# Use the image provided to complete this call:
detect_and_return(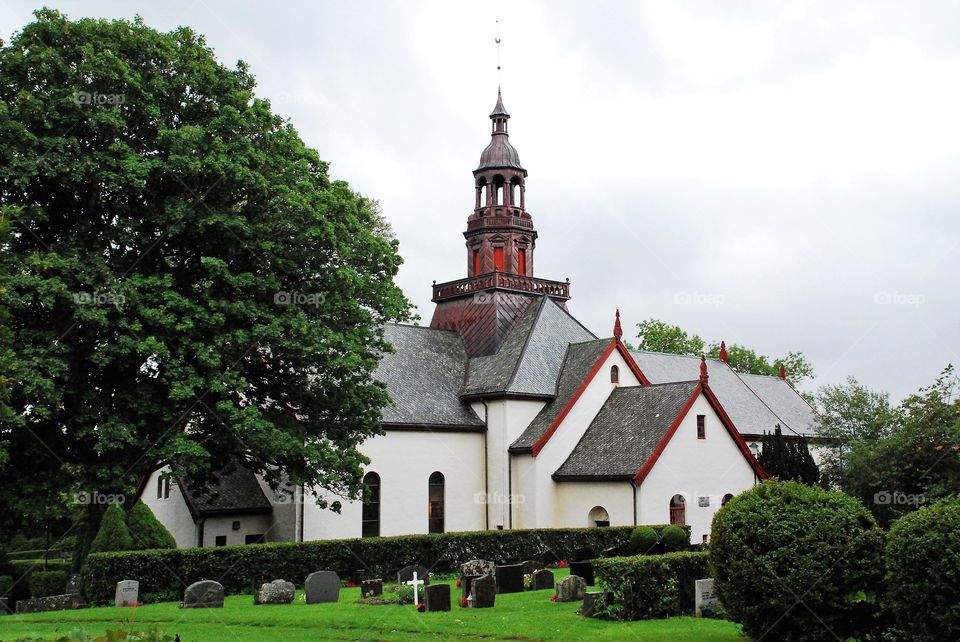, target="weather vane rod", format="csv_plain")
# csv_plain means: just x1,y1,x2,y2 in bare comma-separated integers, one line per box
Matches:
495,19,502,88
